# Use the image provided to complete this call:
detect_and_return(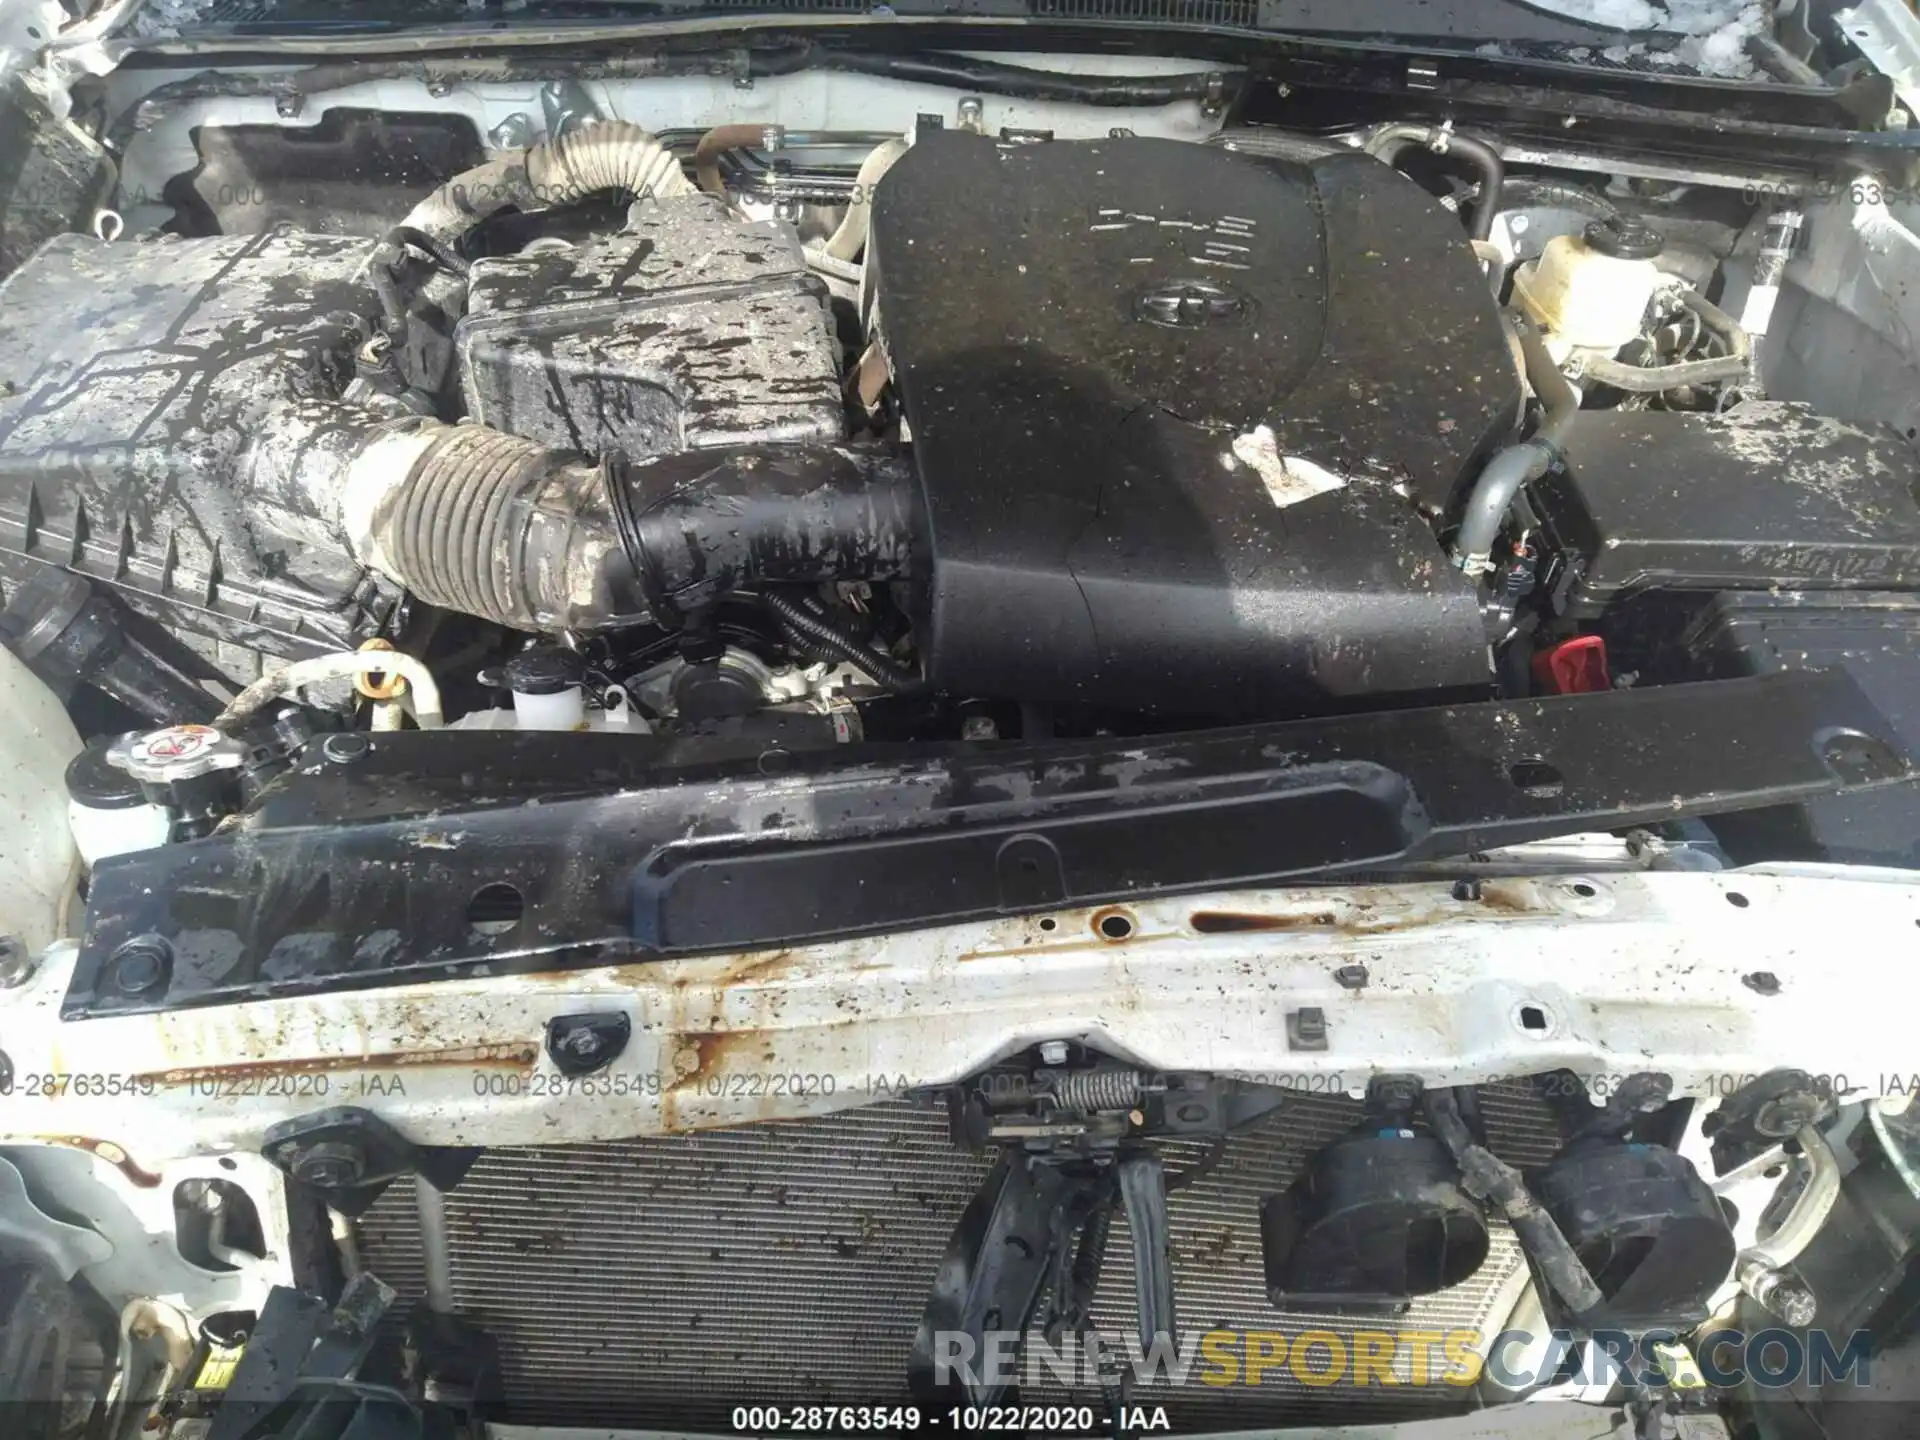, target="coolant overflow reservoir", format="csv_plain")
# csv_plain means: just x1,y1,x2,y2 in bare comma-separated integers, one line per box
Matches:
1512,218,1664,354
